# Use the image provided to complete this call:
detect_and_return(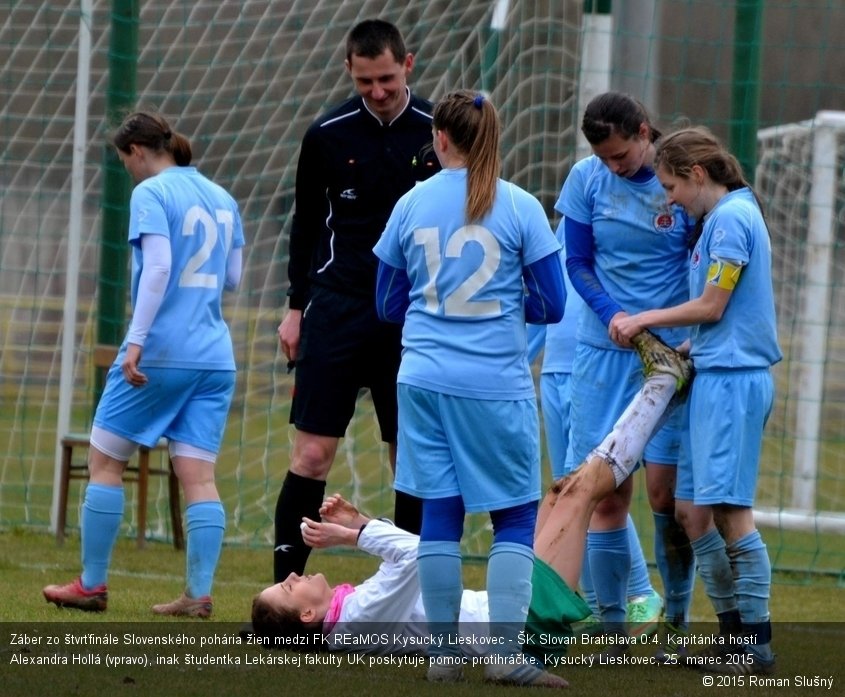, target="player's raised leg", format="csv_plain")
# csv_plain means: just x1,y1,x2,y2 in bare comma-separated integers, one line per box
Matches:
535,333,691,580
